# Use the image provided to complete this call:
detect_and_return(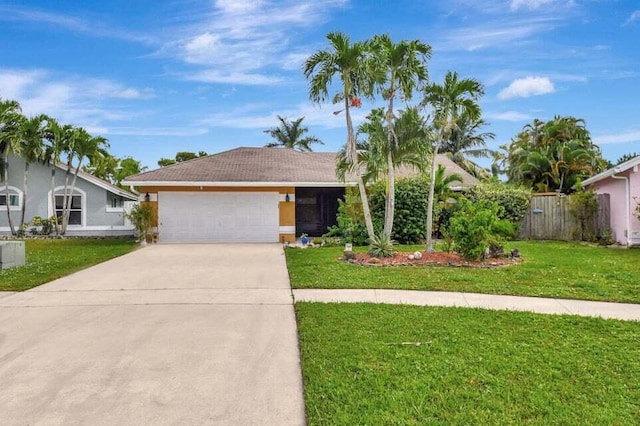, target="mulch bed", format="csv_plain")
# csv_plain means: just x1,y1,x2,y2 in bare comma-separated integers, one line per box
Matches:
347,251,520,268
